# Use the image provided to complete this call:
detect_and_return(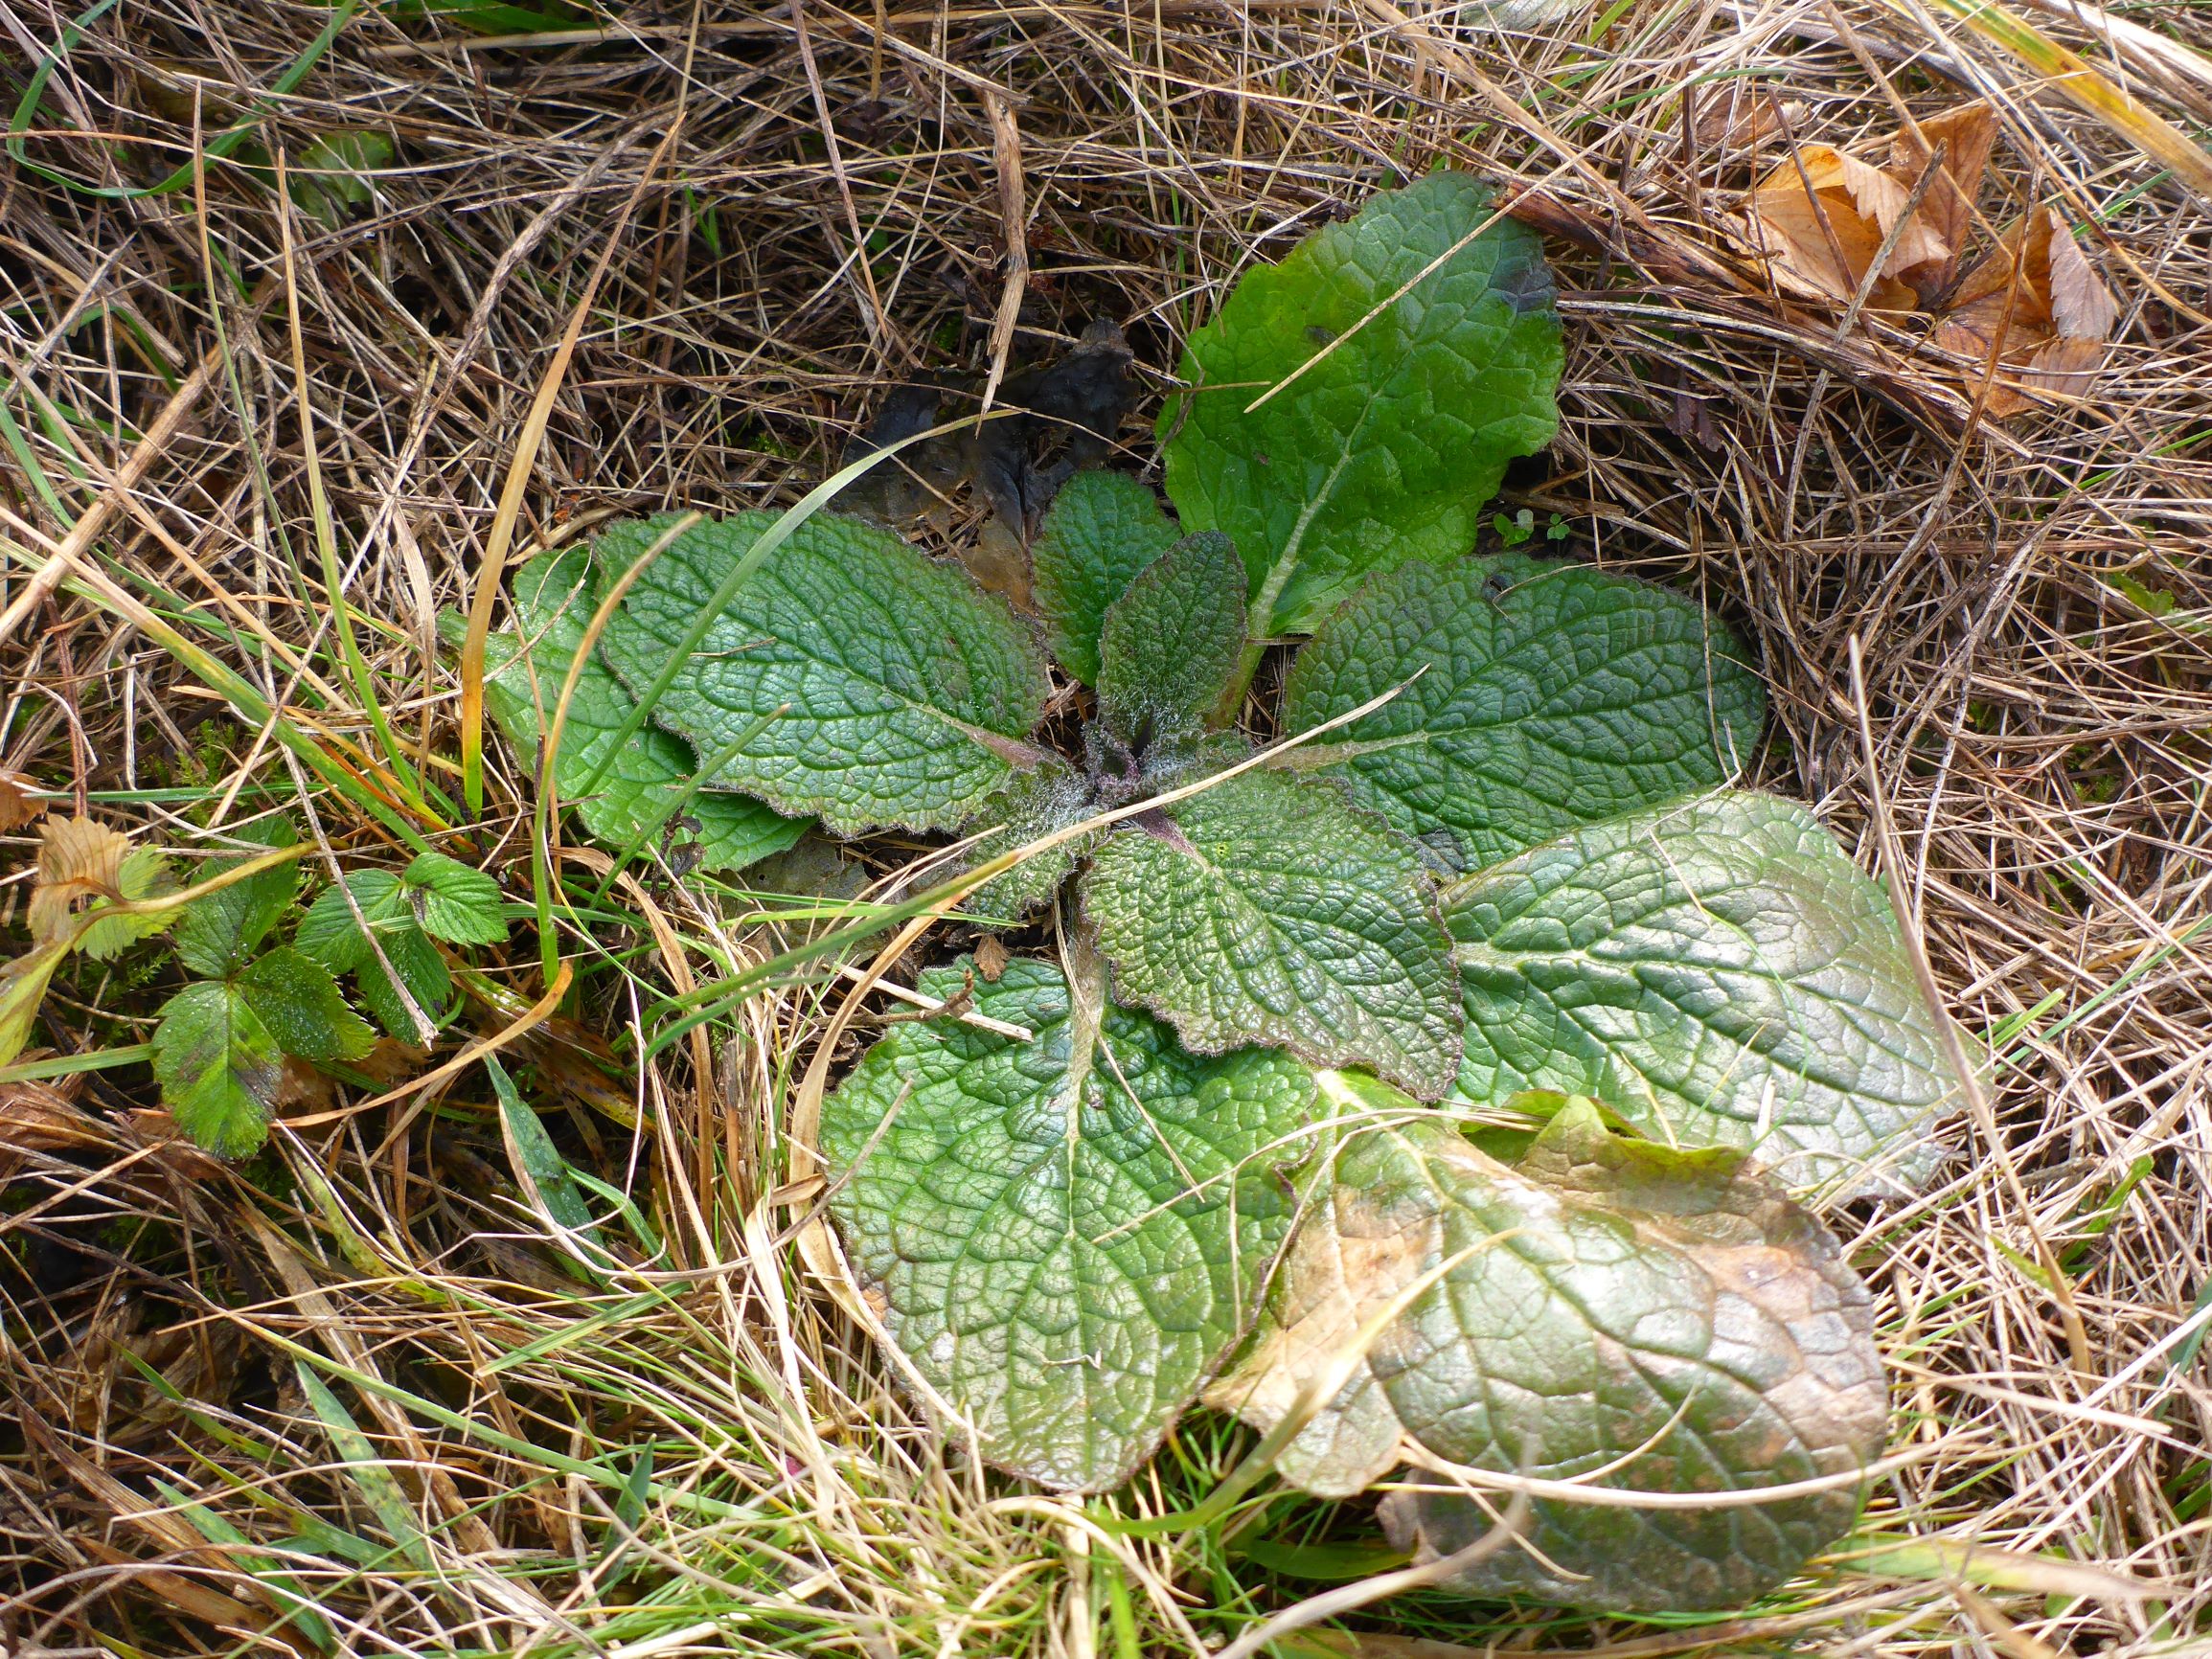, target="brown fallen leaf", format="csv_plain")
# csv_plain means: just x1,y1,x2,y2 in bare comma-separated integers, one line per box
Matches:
1690,86,1806,155
1738,100,2118,412
0,1074,105,1180
27,816,135,945
1939,208,2120,414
